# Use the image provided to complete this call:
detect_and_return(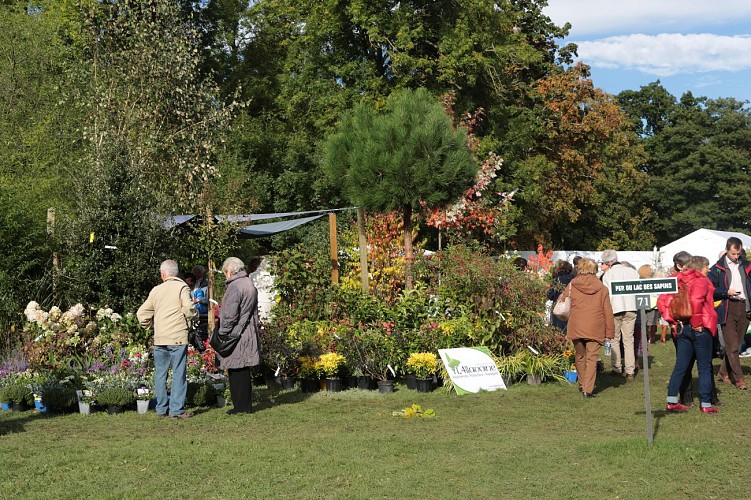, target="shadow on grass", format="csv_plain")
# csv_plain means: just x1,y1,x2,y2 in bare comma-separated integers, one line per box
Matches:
0,409,49,436
595,371,629,394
